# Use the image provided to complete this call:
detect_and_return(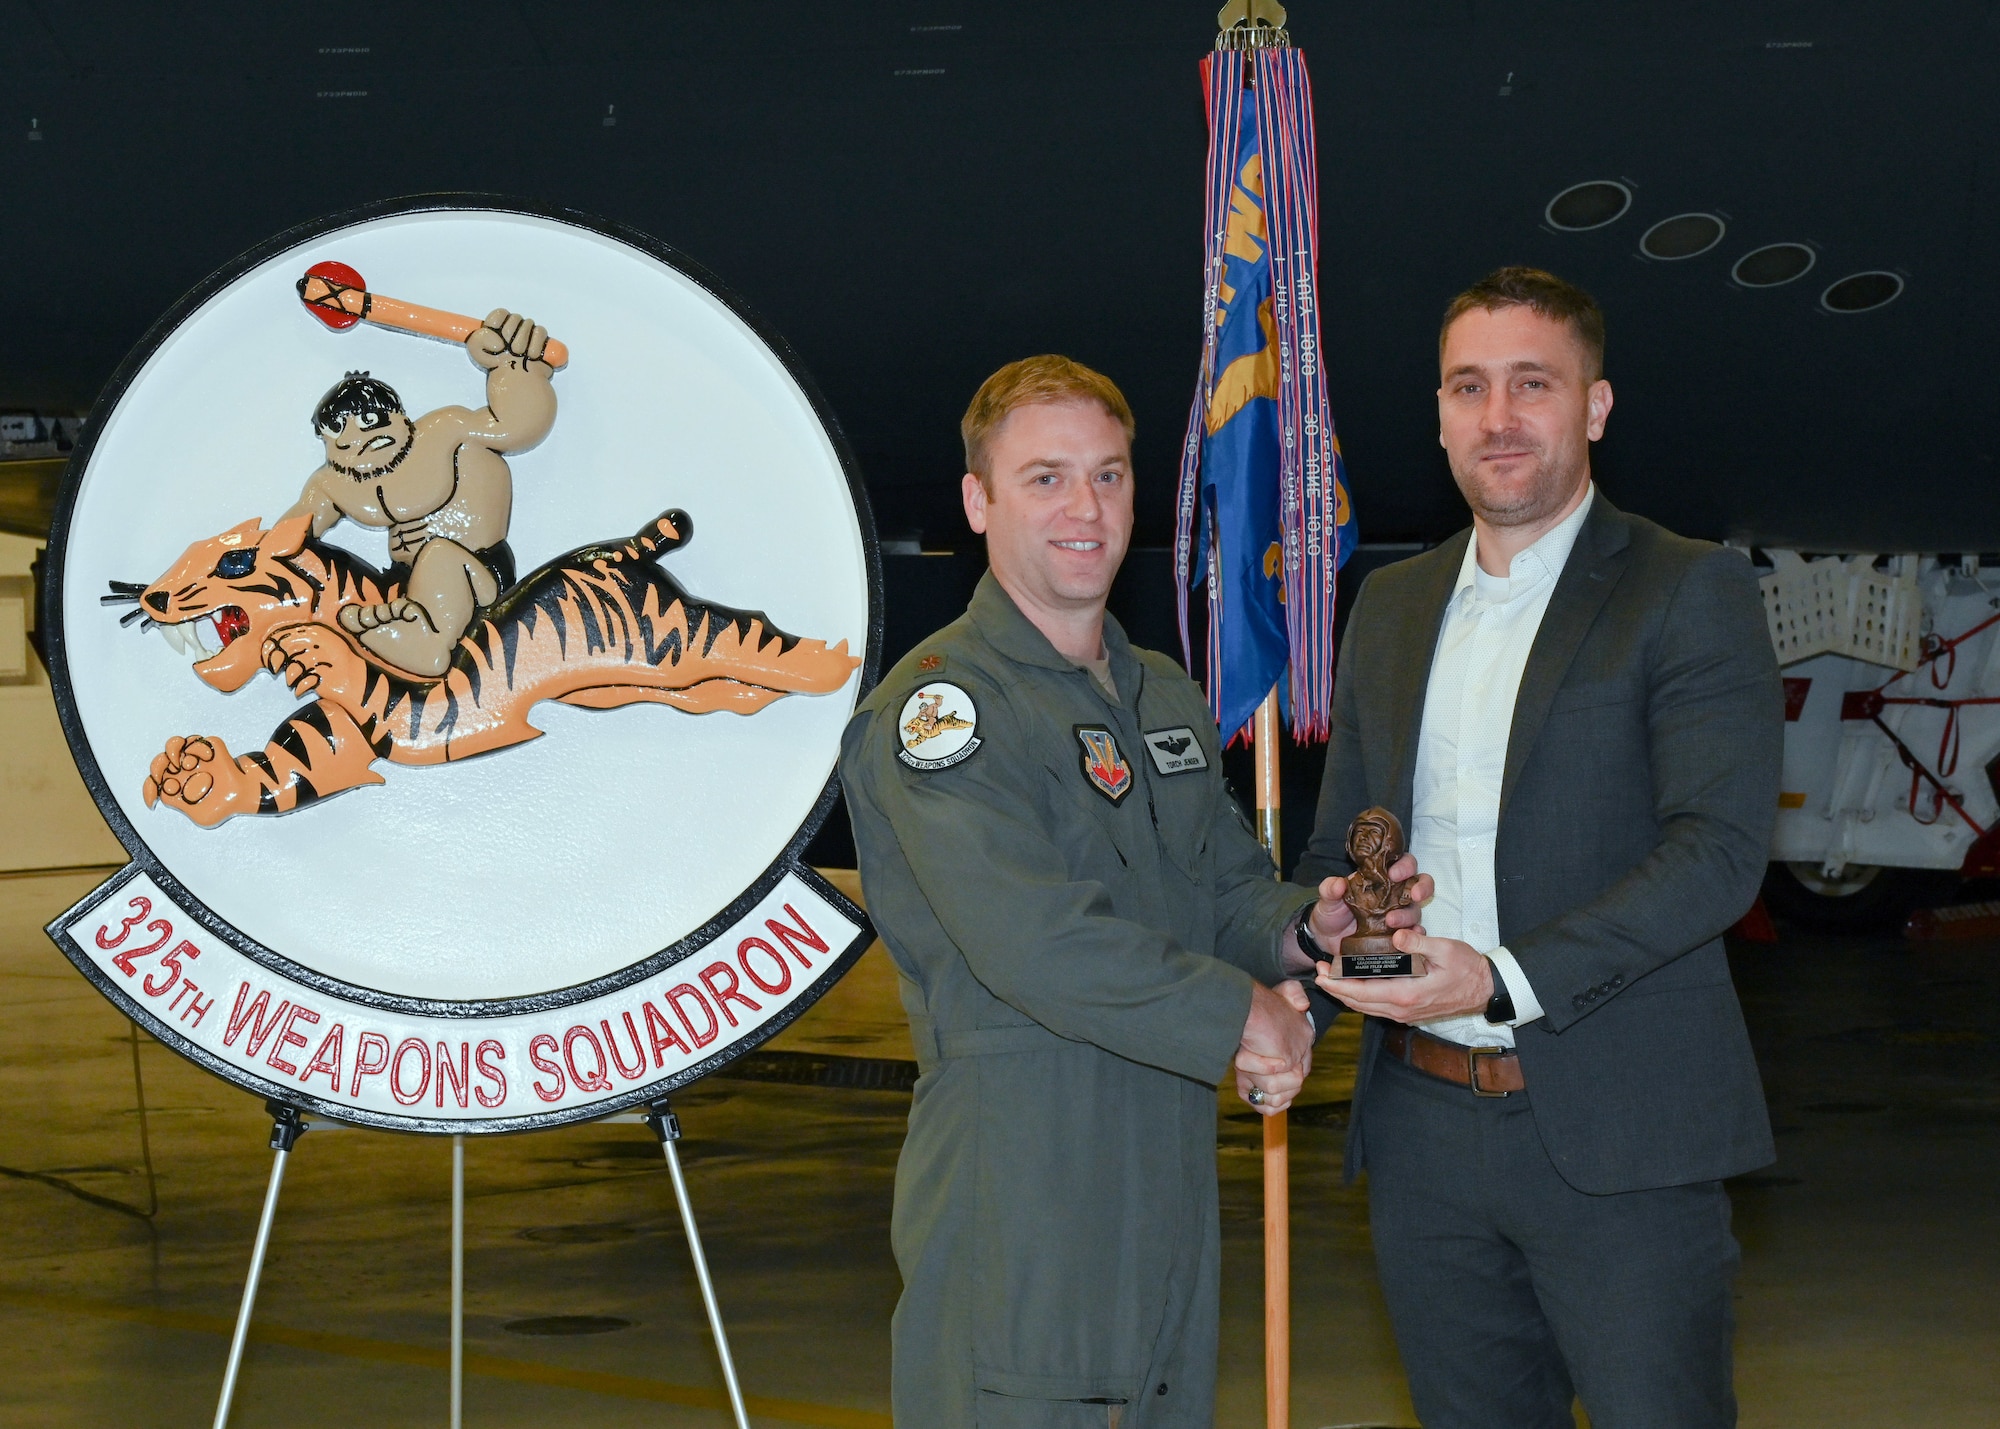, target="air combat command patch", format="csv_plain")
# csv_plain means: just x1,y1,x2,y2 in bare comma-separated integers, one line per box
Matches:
1075,725,1133,803
898,683,981,770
